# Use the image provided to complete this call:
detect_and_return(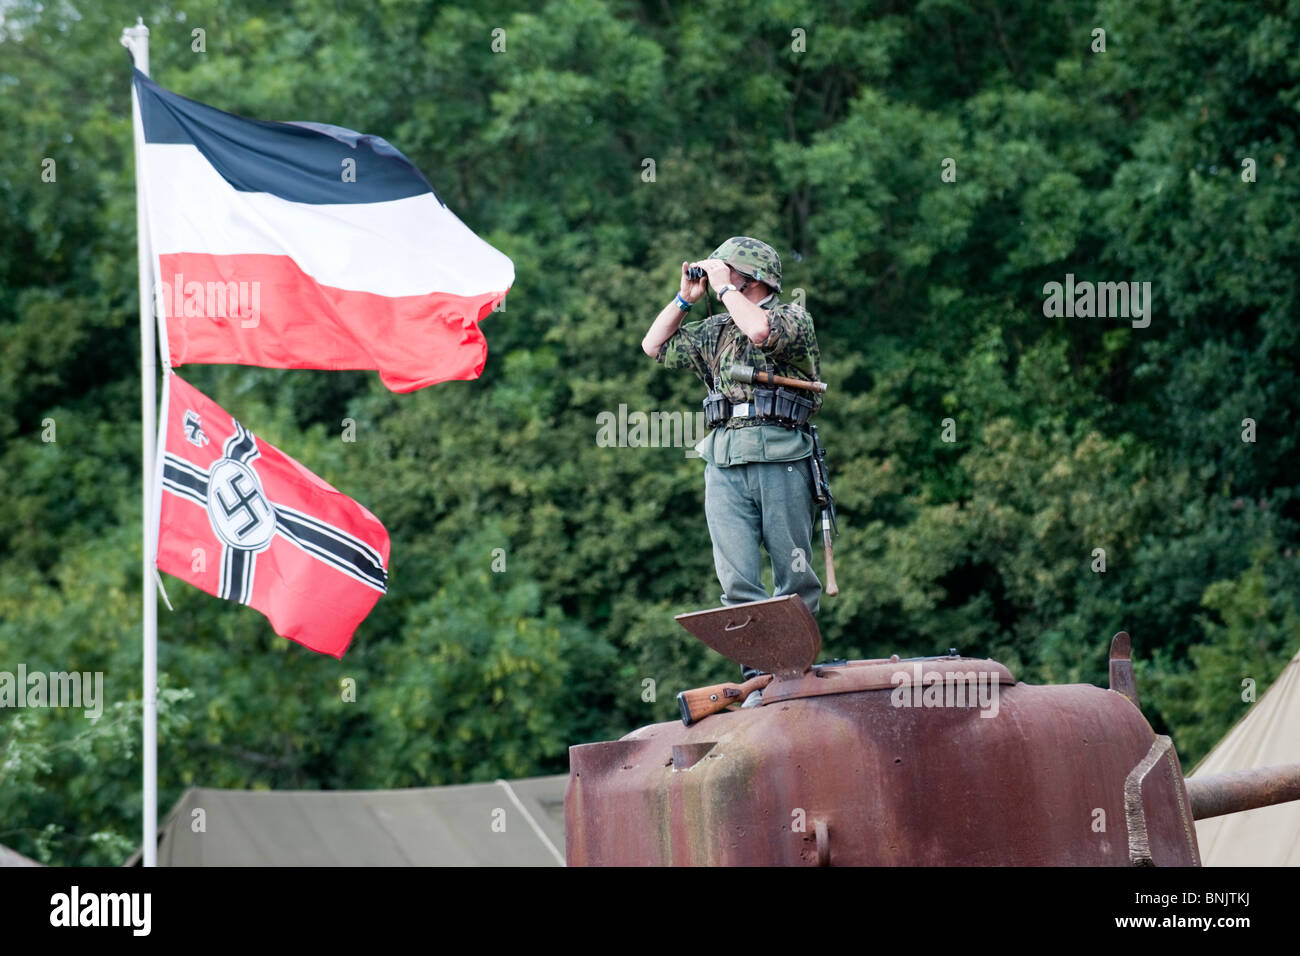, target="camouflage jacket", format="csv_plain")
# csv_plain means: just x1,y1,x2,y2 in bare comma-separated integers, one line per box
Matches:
655,296,822,426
